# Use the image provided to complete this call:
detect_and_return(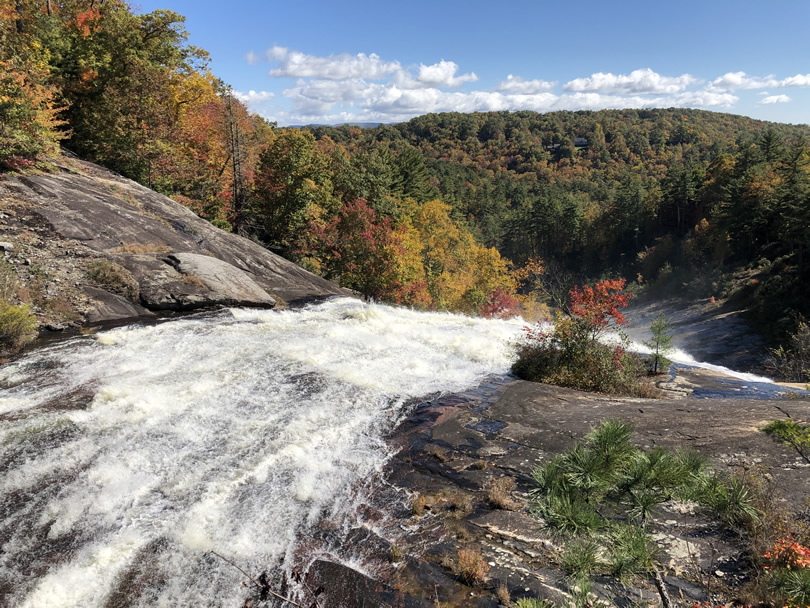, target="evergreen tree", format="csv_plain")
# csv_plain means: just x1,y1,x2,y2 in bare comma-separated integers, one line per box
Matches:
644,313,674,375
